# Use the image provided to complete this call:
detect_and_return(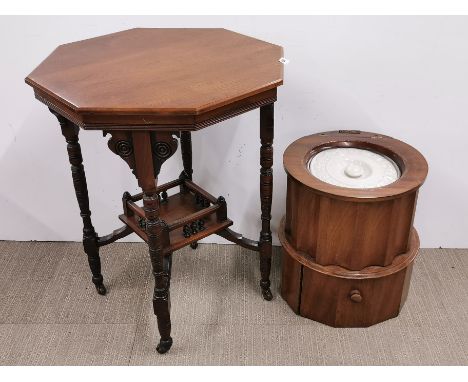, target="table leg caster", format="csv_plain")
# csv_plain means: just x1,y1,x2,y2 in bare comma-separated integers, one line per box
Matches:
156,337,173,354
92,276,107,295
261,288,273,301
95,284,107,295
190,242,198,250
260,281,273,301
